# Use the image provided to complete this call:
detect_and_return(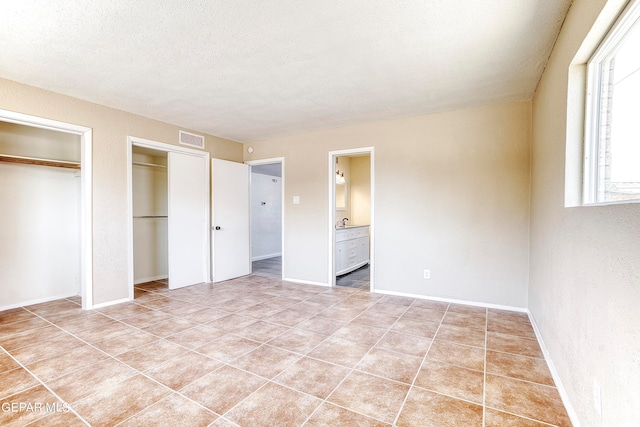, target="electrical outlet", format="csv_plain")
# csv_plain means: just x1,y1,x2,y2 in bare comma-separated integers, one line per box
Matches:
423,269,431,279
593,379,602,418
